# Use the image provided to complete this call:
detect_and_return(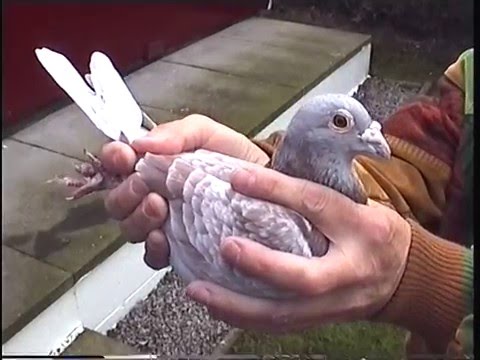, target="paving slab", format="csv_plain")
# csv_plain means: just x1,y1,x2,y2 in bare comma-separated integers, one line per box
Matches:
142,105,182,125
217,18,370,53
11,103,180,160
2,246,73,343
10,104,109,160
62,329,139,355
125,61,295,136
164,19,369,88
2,139,123,279
163,37,334,88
